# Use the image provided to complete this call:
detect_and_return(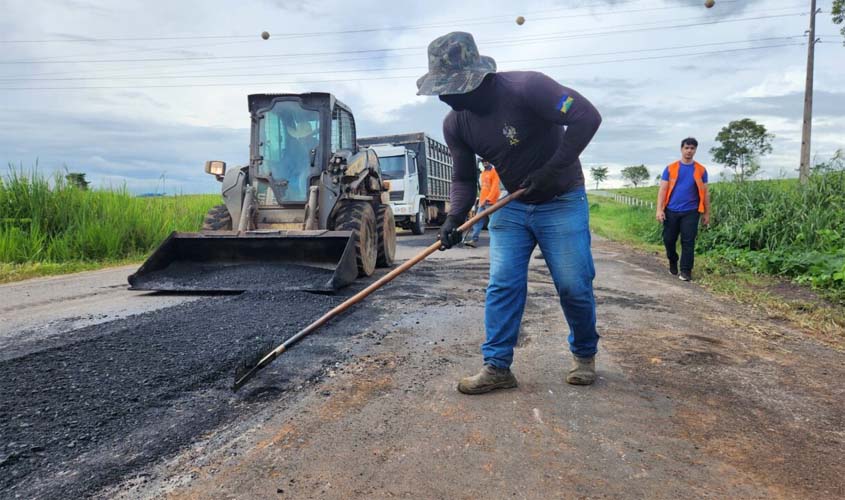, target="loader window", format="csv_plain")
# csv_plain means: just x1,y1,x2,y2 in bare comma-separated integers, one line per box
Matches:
331,107,355,152
258,100,320,202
